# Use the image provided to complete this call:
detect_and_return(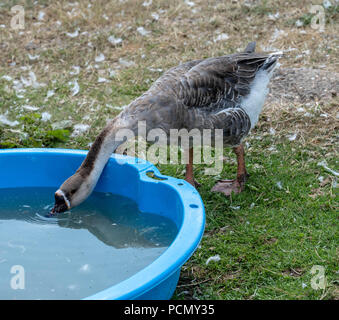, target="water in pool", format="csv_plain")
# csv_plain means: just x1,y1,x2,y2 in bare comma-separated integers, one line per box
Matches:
0,187,178,300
